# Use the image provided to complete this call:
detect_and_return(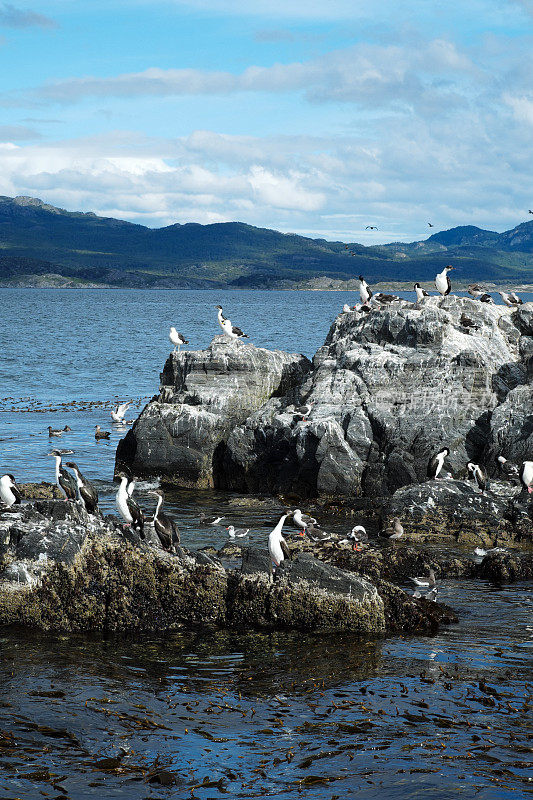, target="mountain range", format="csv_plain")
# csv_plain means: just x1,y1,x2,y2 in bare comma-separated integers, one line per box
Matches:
0,195,531,288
